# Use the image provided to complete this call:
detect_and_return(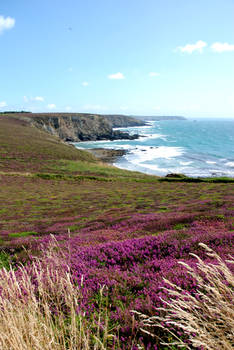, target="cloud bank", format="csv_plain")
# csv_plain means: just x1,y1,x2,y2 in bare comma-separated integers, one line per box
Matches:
108,72,125,80
176,40,234,54
211,42,234,52
0,15,15,34
33,96,44,102
176,40,207,54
